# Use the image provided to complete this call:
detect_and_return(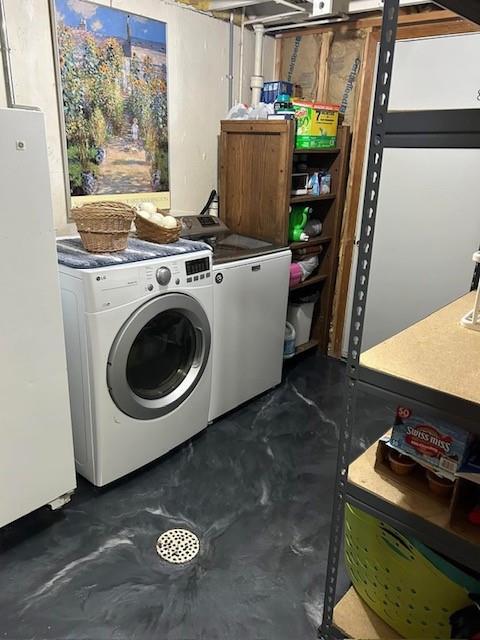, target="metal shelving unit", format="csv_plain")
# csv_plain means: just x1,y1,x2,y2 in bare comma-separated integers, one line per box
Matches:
319,2,480,638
